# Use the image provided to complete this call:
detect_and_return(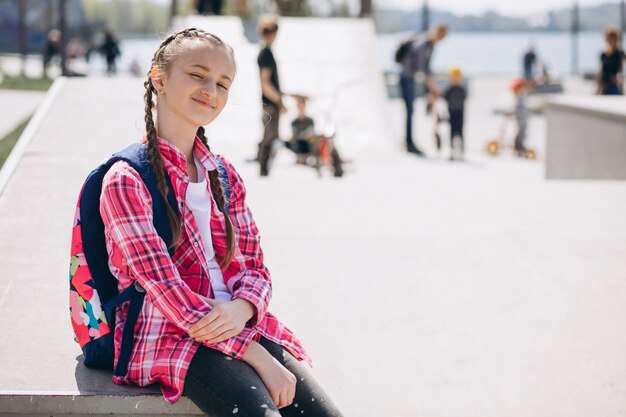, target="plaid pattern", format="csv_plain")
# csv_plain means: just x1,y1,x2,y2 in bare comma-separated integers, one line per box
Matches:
99,136,310,403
